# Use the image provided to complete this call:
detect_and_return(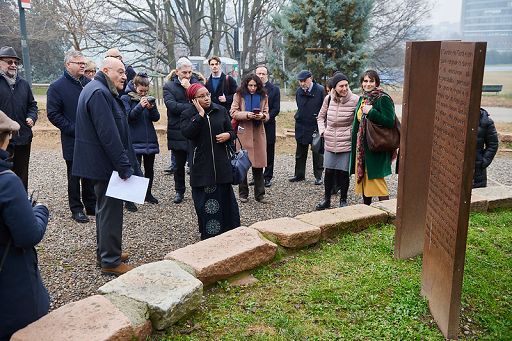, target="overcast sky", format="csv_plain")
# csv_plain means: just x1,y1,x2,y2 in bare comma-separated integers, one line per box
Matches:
428,0,463,24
